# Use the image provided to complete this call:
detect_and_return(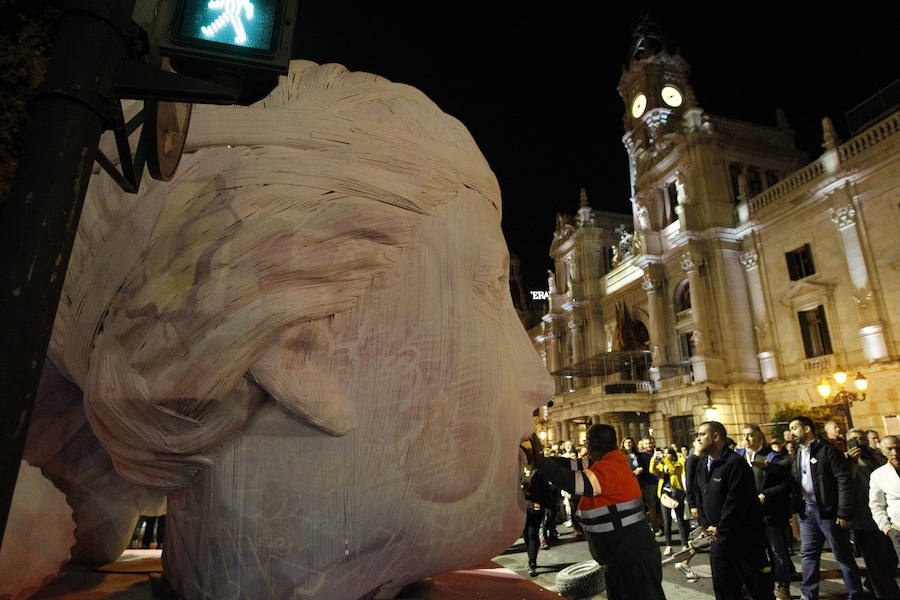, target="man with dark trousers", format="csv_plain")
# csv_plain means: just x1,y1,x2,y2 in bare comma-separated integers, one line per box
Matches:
527,425,666,600
695,421,774,600
737,424,793,599
788,415,867,600
521,467,552,576
638,436,663,535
